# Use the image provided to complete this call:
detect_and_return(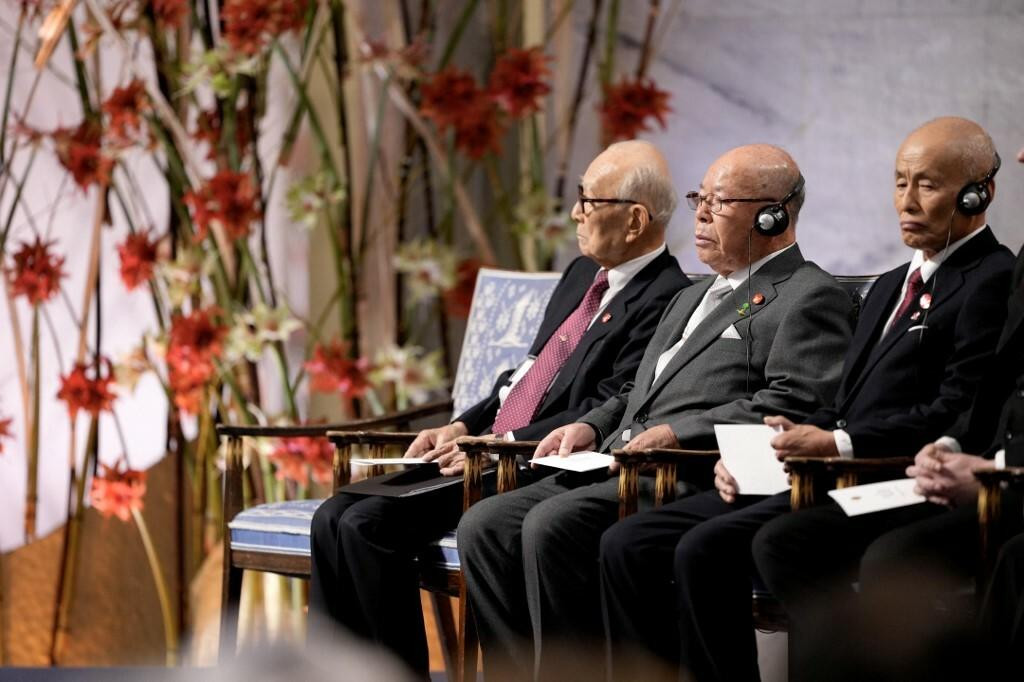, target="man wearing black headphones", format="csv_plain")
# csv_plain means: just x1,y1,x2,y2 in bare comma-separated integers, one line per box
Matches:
747,117,1016,681
459,144,855,681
